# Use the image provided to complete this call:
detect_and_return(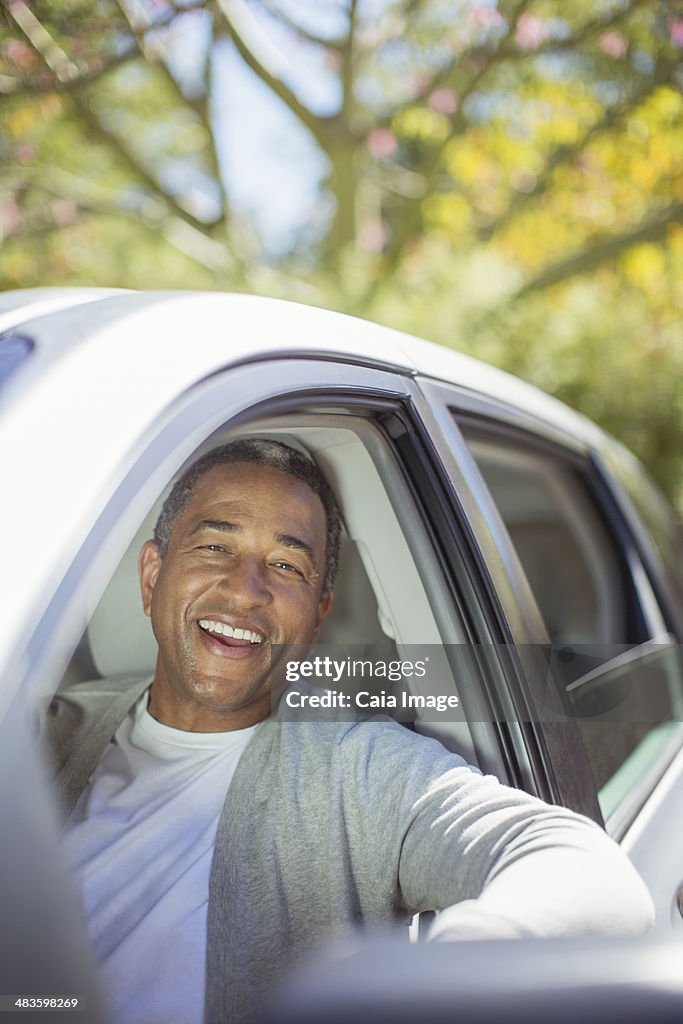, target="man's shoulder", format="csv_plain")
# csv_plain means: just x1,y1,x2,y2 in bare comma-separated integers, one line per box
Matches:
43,674,151,771
336,712,463,755
46,672,151,727
278,711,472,778
52,673,151,701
